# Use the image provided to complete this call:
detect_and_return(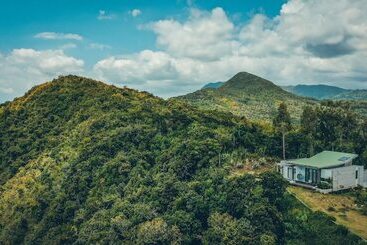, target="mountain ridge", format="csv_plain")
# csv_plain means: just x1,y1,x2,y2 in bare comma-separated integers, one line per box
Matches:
282,84,349,99
202,81,367,101
202,82,224,89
